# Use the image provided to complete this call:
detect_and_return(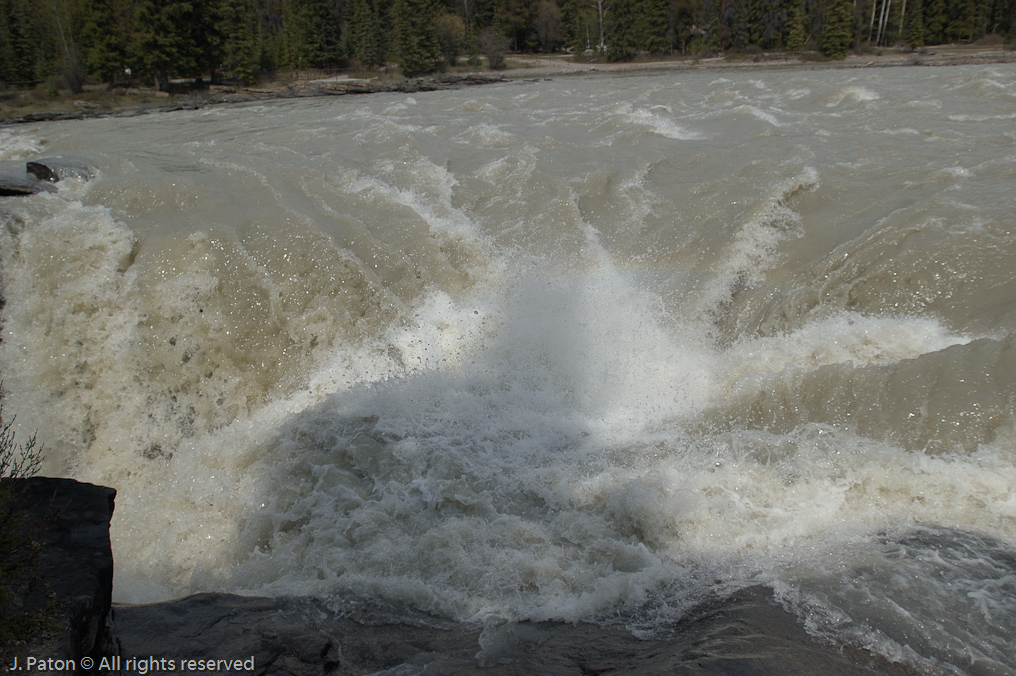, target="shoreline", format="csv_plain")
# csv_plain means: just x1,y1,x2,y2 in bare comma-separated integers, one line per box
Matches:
2,45,1014,127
